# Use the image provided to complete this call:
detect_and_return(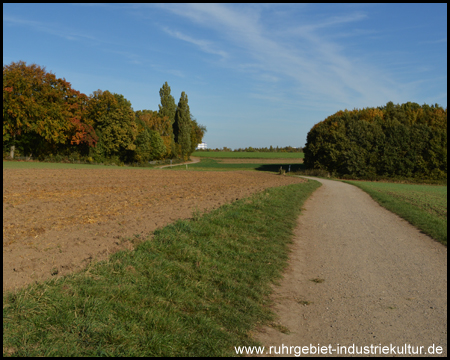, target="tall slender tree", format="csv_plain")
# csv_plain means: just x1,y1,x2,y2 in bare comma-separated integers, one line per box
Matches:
158,82,177,156
174,91,192,160
158,82,177,124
